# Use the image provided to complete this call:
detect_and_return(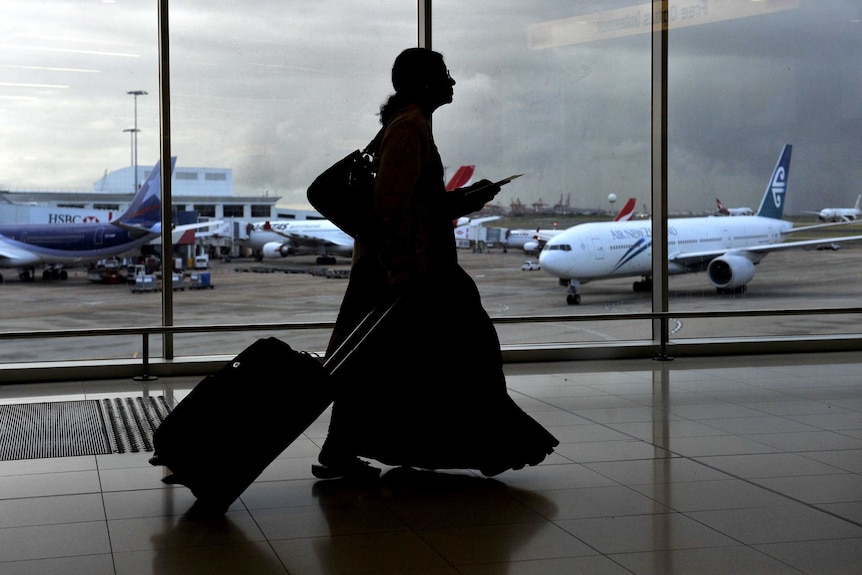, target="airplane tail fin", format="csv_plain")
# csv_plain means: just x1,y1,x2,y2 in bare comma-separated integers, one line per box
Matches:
716,198,730,215
614,197,636,221
116,157,177,229
446,165,475,191
755,145,791,220
855,194,861,211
